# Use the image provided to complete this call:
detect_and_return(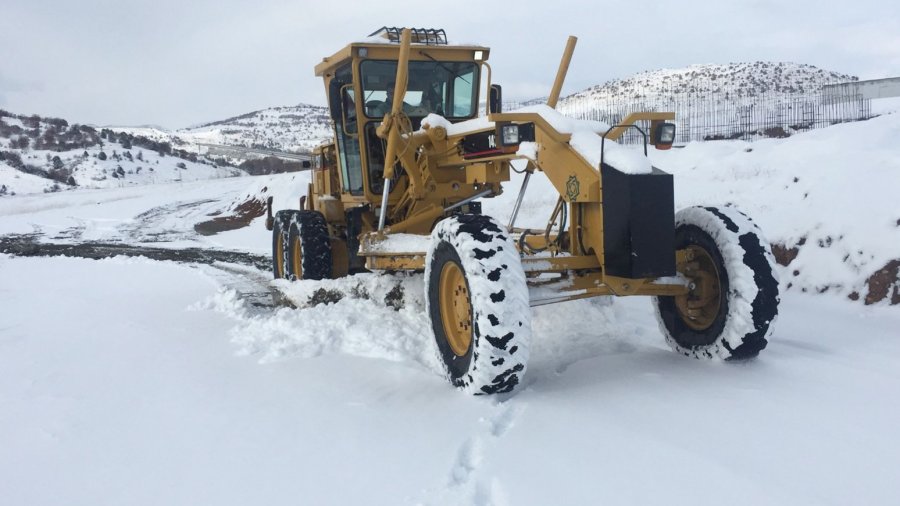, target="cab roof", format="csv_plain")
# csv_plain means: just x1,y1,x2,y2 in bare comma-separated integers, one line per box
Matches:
314,27,490,77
